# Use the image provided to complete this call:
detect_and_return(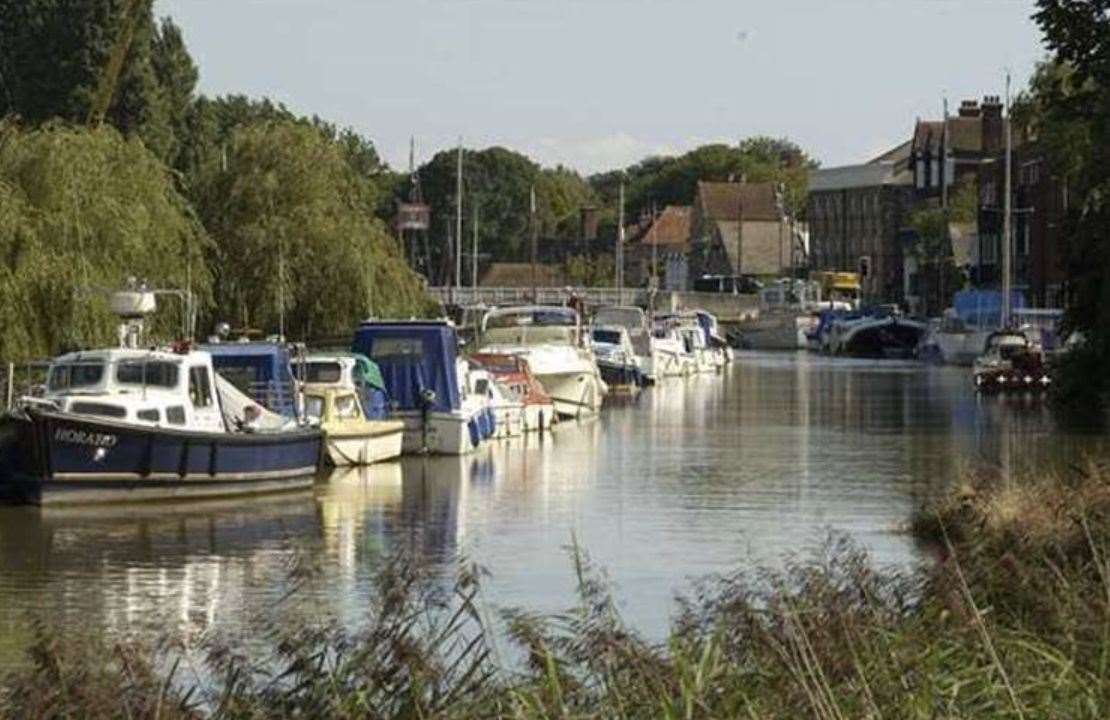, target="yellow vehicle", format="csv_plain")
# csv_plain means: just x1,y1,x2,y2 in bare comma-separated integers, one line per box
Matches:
812,271,861,309
302,386,404,466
